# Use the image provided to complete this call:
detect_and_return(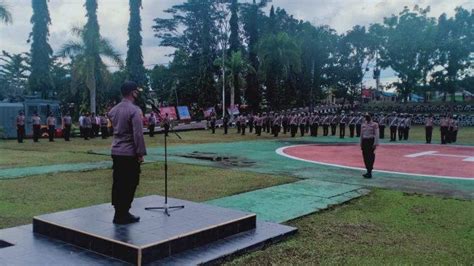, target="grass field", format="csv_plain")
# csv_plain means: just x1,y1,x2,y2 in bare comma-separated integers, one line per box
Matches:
0,126,473,264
